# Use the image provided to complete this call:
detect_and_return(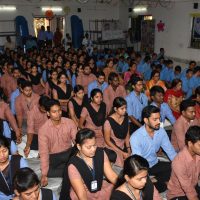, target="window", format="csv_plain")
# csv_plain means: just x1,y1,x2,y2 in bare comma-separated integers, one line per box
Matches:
190,16,200,48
